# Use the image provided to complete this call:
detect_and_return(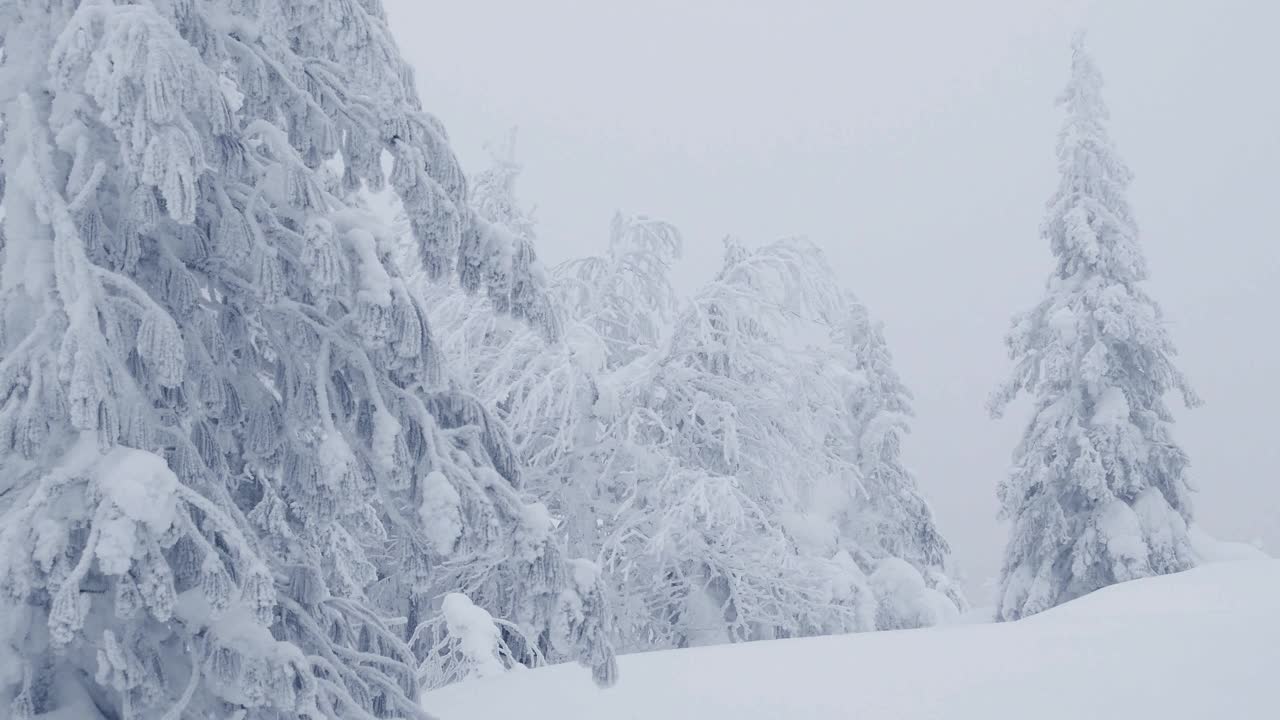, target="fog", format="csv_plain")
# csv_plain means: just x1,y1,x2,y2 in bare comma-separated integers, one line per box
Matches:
386,0,1280,600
